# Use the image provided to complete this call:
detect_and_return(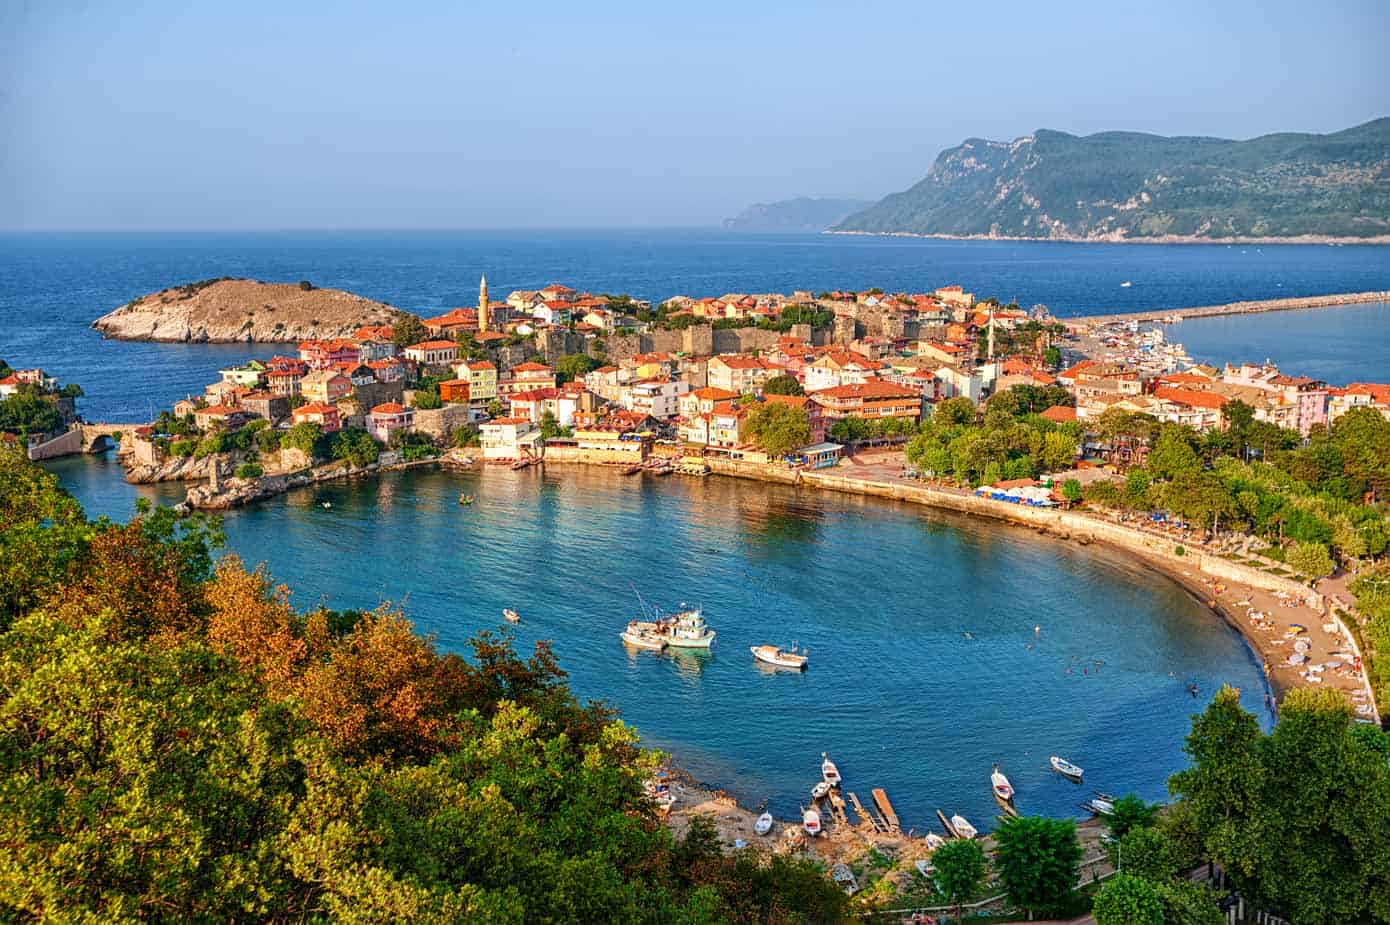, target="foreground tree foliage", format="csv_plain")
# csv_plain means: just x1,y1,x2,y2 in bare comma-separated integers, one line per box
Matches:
991,815,1082,918
1169,685,1390,924
0,447,849,923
